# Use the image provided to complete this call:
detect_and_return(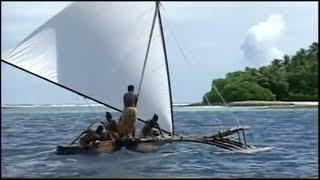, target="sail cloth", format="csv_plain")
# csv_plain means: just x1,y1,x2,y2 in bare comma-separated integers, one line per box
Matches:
2,2,173,134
